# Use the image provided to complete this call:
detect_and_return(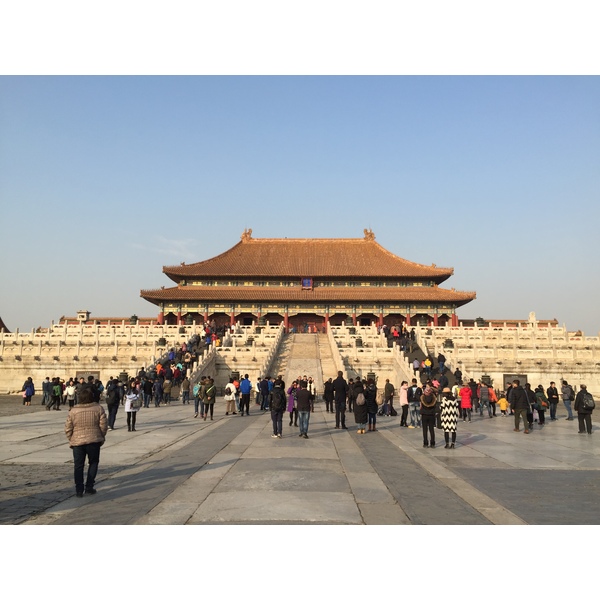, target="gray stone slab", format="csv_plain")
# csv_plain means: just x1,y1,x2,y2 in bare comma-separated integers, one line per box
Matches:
359,502,411,525
189,491,362,524
0,444,49,460
213,457,349,493
435,456,515,470
450,468,600,525
135,463,235,524
135,502,200,525
346,471,395,504
6,452,71,464
362,430,492,524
